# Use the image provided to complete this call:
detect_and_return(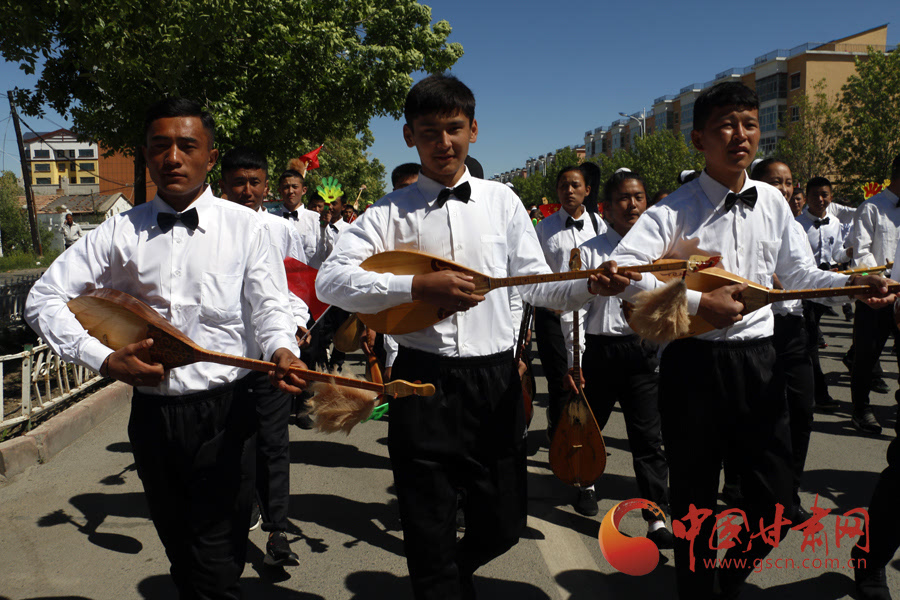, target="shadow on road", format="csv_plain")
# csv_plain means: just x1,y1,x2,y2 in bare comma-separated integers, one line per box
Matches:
288,492,403,556
137,574,325,599
36,491,148,555
344,570,552,599
290,440,392,471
